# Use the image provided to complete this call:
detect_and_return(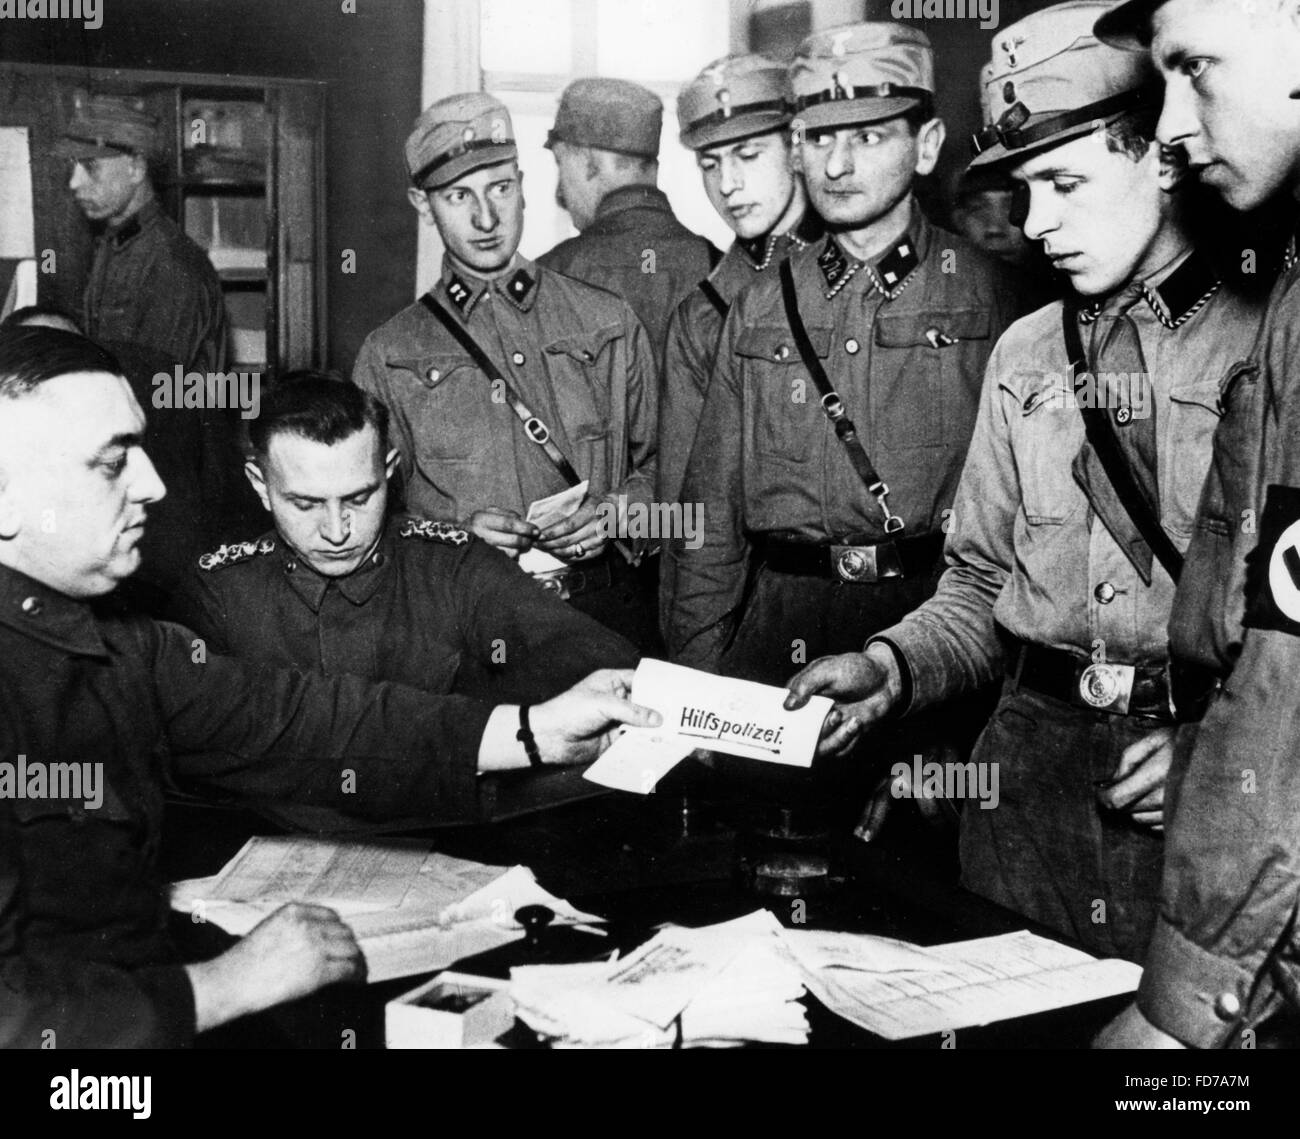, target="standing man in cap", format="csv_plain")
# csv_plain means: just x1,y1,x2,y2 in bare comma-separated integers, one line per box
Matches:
667,22,1026,693
56,94,228,375
785,1,1267,963
540,77,720,365
352,93,661,652
1085,0,1300,1047
658,53,822,511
